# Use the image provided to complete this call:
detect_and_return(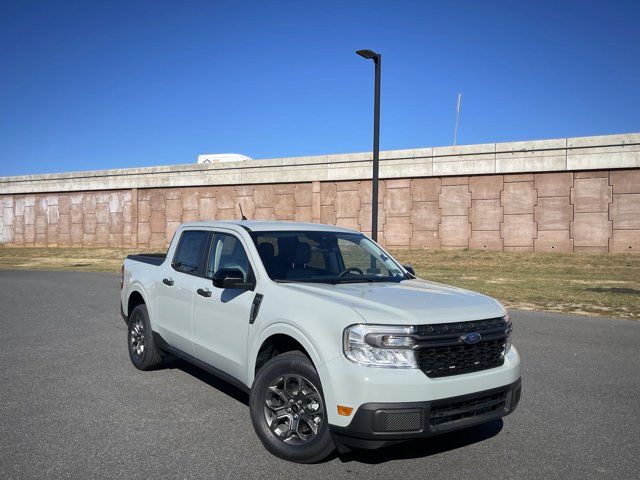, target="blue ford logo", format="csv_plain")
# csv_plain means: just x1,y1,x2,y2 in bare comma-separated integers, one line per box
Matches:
461,332,482,344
